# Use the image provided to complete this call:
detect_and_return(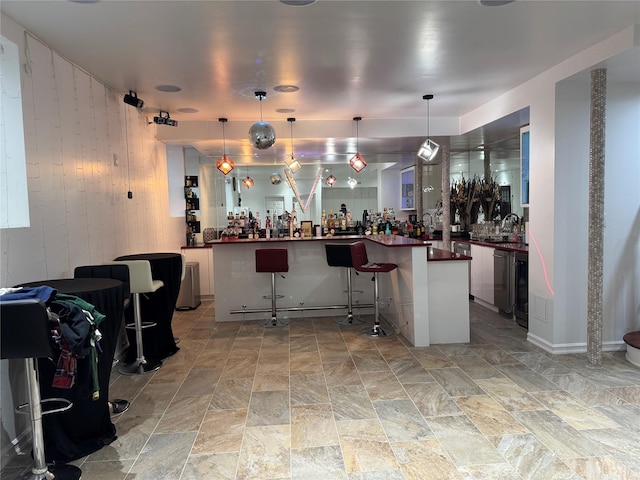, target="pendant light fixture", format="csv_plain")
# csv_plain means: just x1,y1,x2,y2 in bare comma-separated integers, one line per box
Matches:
325,166,337,187
347,177,357,189
417,94,440,162
349,116,367,172
284,117,302,173
216,118,234,175
249,90,276,150
242,167,254,189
